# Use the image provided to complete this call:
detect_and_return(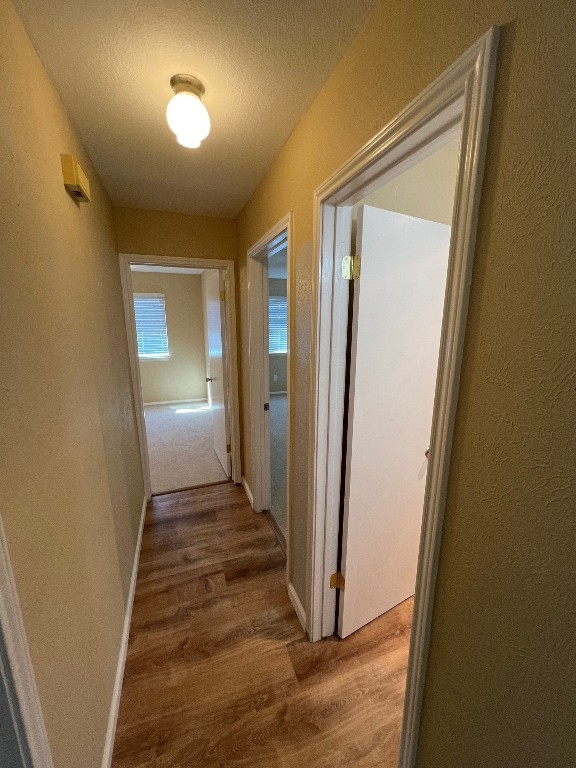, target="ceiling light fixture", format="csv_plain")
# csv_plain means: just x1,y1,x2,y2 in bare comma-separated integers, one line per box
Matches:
166,74,210,149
